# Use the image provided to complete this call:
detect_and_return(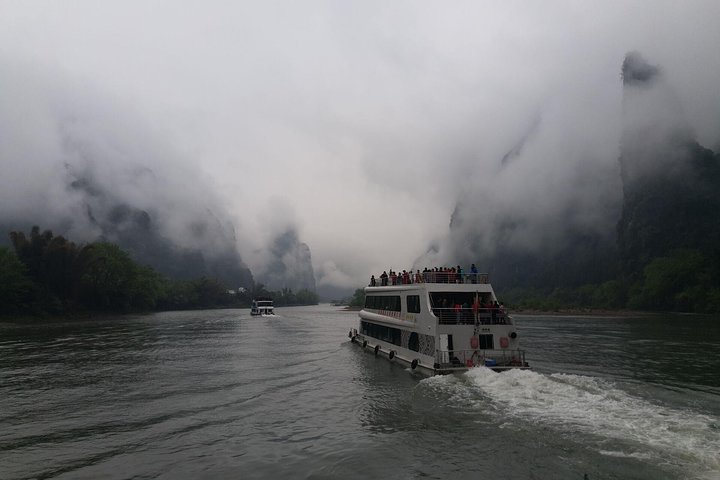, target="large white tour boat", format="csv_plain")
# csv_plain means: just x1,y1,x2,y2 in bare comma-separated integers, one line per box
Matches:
250,298,275,316
349,269,529,375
